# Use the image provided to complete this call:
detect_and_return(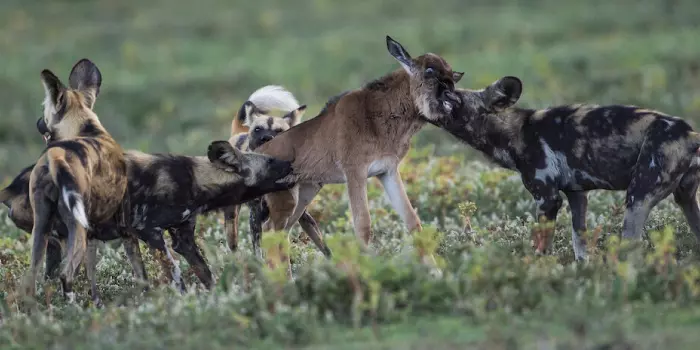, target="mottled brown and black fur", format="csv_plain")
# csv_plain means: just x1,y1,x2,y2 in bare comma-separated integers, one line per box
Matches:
117,142,295,289
27,59,128,302
428,76,700,260
3,163,151,307
5,141,296,299
237,36,462,275
225,85,330,258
